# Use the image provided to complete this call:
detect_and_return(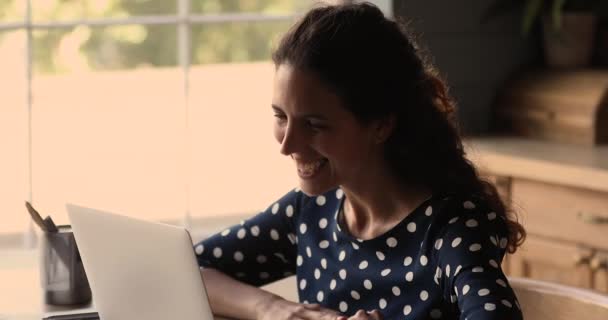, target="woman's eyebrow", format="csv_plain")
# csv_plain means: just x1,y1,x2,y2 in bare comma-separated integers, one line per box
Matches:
272,105,328,120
